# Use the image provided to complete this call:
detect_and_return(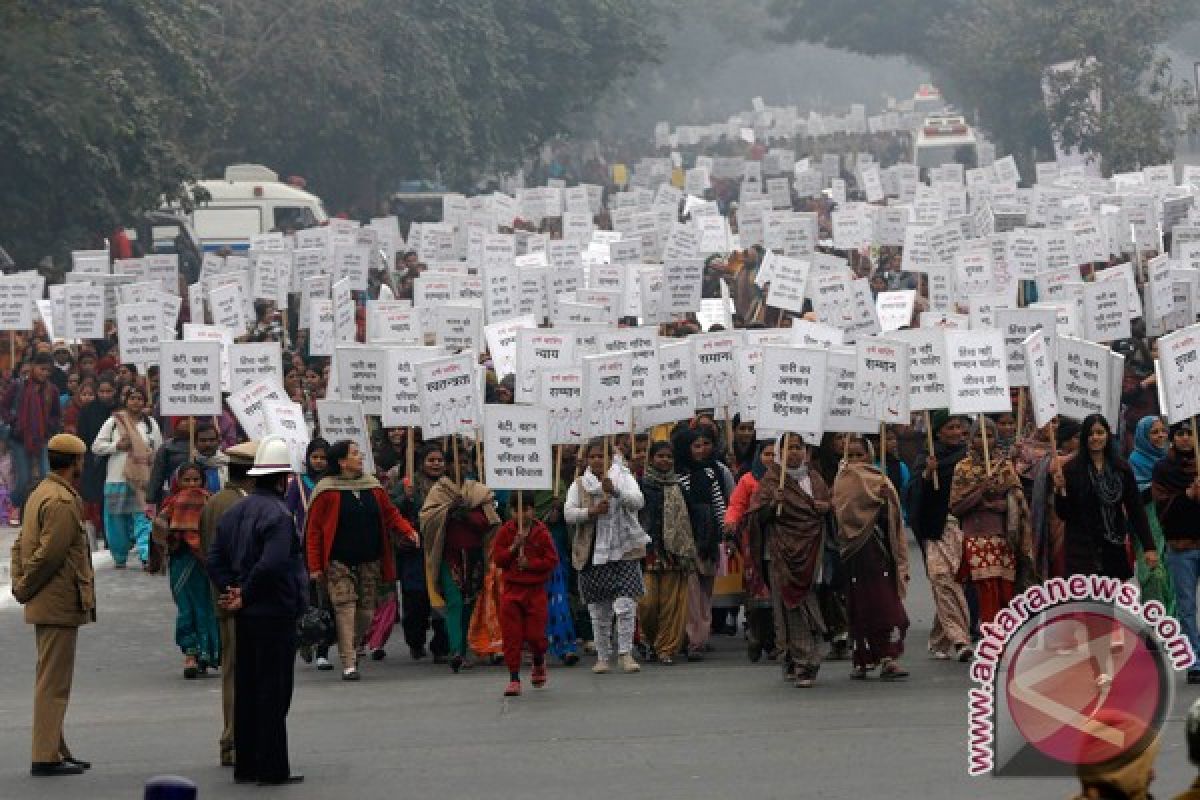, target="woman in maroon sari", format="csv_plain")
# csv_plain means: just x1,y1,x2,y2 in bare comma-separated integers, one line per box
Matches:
832,436,910,680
